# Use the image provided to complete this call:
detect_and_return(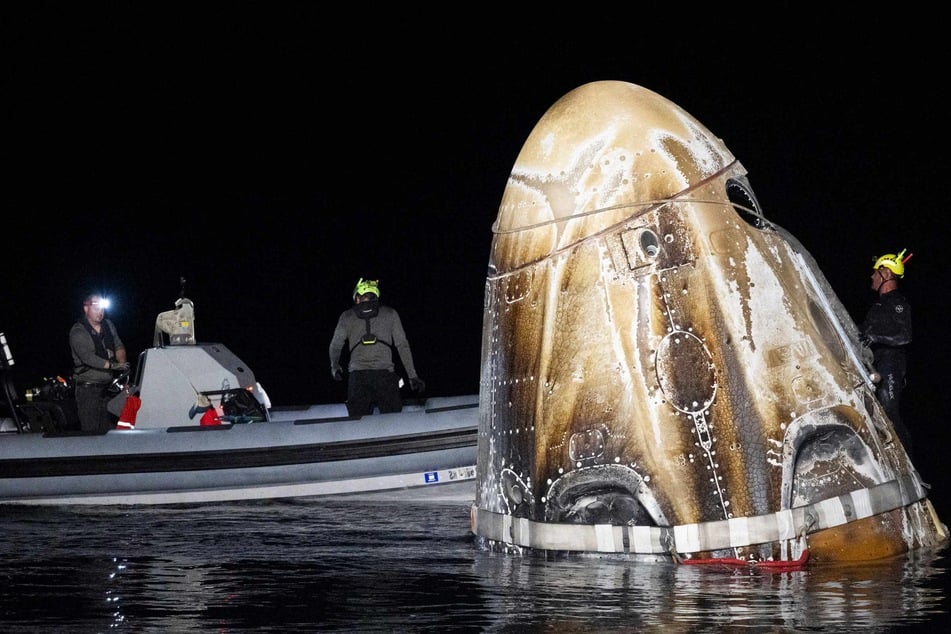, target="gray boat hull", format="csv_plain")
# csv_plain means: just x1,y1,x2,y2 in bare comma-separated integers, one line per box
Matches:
0,395,478,505
1,339,478,505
